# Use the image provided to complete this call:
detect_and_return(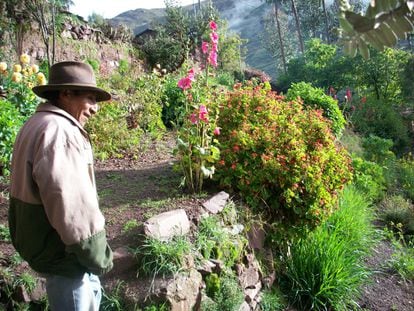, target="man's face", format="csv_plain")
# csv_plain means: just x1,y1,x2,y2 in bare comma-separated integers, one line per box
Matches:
59,90,98,126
